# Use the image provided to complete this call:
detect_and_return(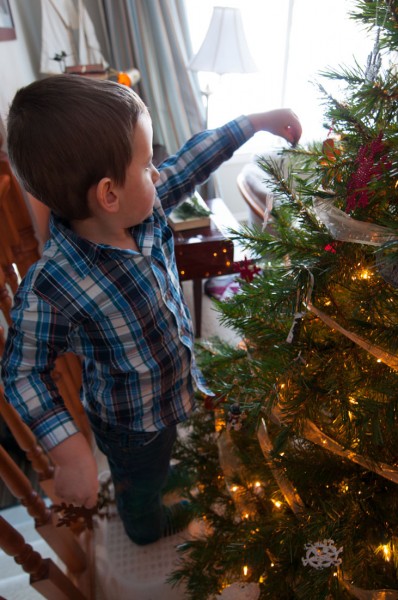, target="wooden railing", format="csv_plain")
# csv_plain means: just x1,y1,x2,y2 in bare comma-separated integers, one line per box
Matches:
0,151,94,597
0,389,55,496
0,443,87,574
0,515,87,600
